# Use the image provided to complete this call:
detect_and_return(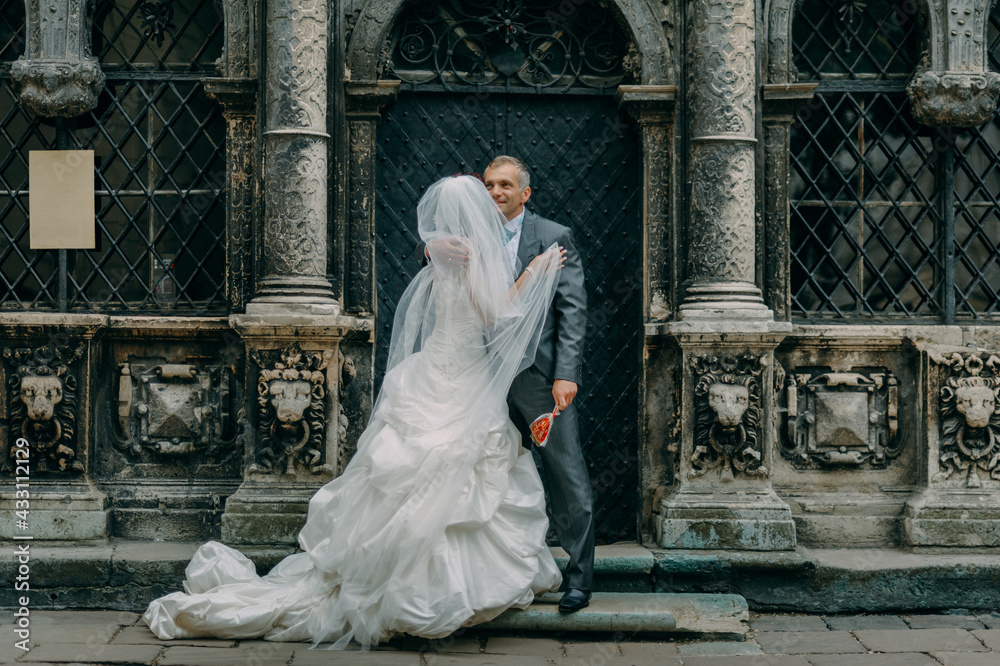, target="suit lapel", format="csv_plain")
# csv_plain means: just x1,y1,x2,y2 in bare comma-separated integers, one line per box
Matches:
516,209,539,271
